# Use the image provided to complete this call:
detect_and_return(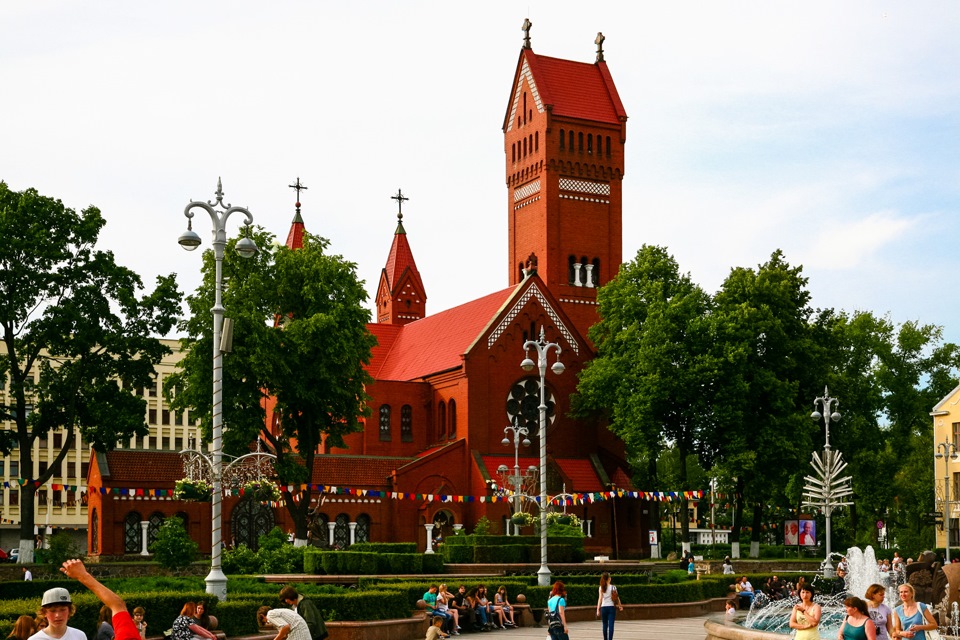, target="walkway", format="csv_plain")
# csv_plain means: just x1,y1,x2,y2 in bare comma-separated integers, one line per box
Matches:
479,615,712,640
